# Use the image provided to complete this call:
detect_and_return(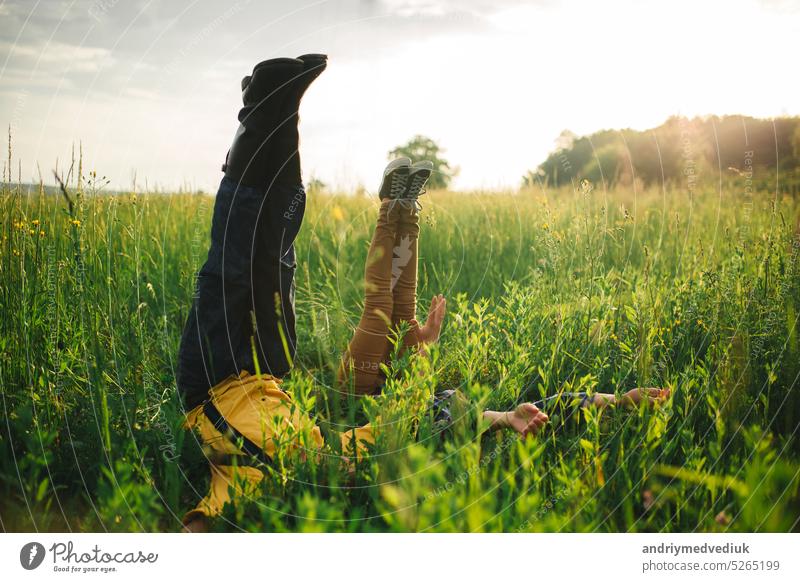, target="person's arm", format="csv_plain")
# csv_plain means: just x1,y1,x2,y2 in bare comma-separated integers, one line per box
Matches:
482,410,509,430
585,388,670,409
584,393,616,407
